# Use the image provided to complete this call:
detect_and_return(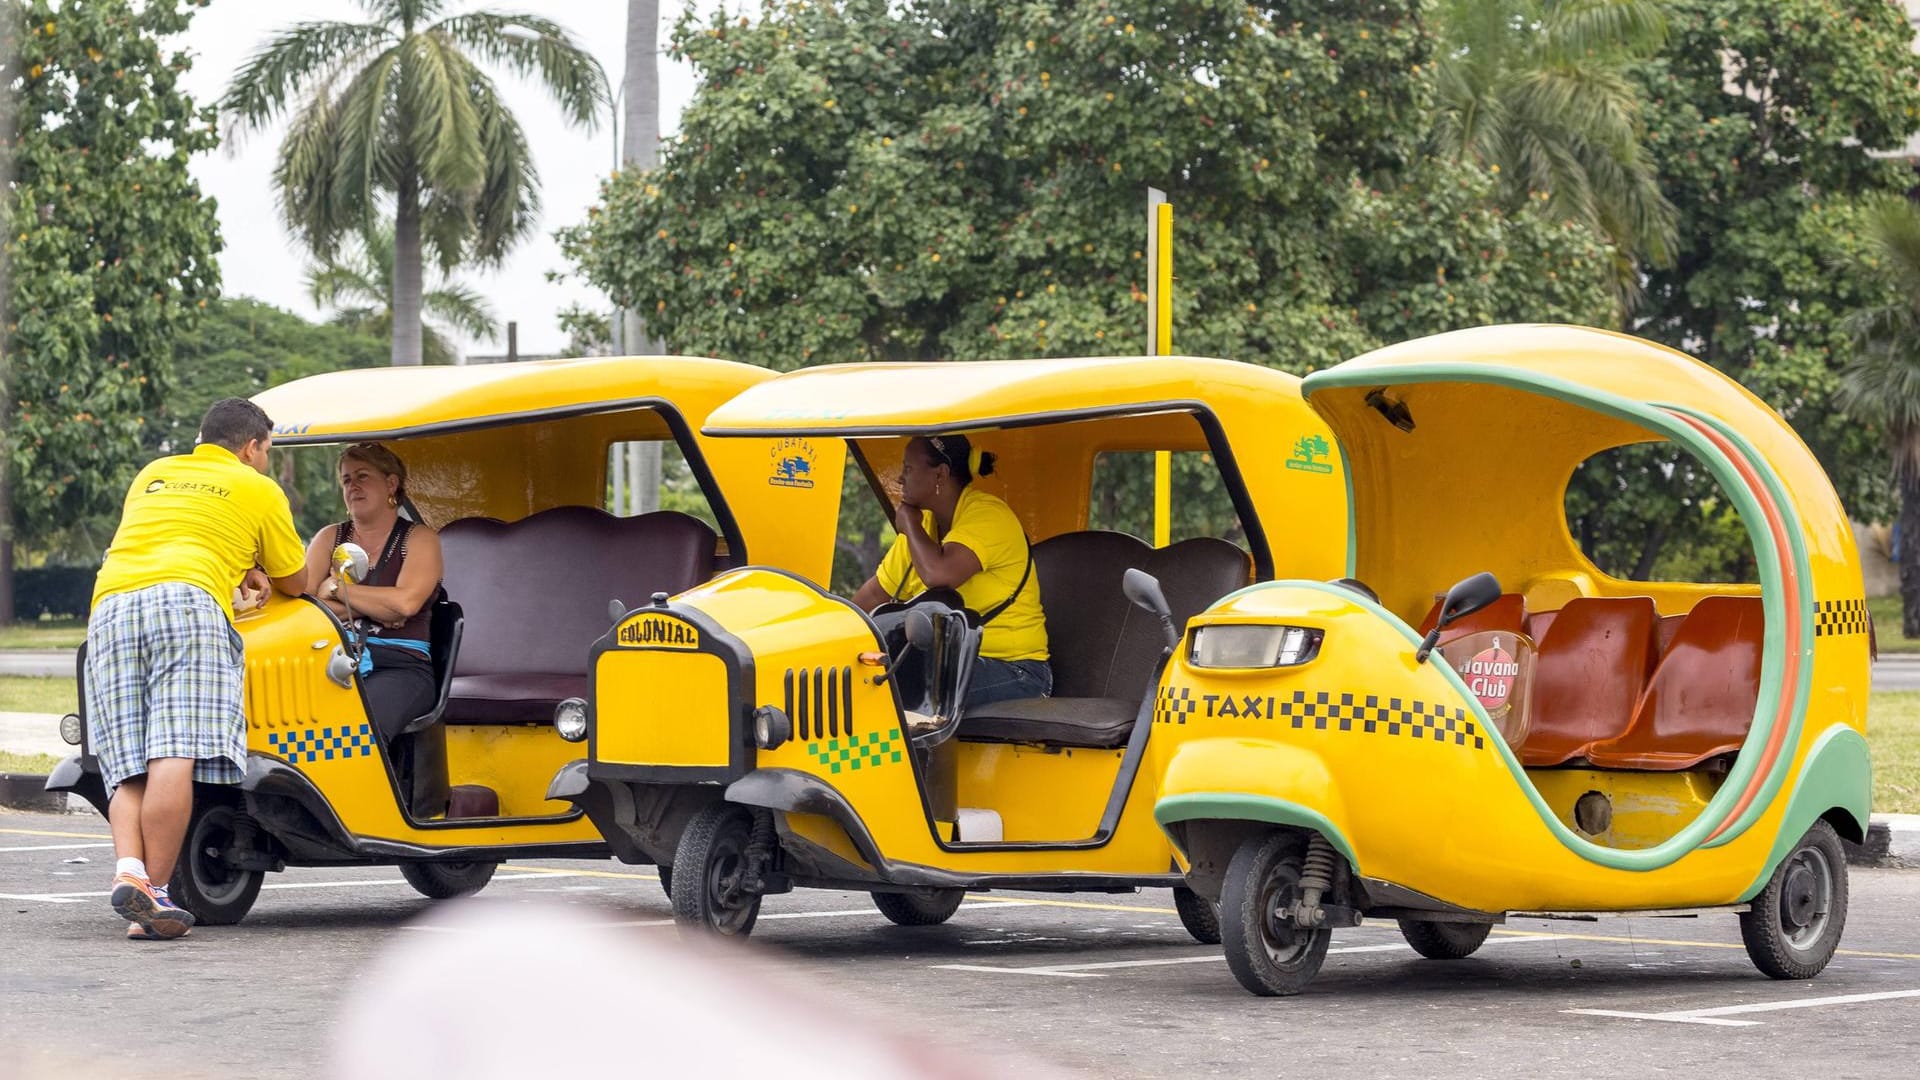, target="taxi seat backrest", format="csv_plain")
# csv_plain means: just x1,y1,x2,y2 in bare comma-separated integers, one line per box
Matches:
438,507,718,723
1585,596,1763,770
1030,530,1152,699
956,532,1251,749
1520,596,1658,767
